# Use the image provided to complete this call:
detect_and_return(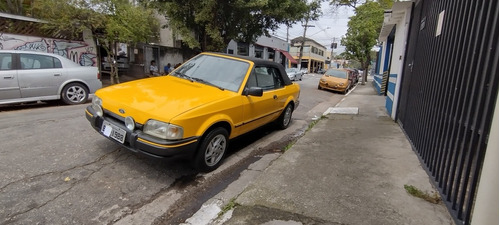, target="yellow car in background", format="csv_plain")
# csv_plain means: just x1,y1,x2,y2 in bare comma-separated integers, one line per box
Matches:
85,52,300,171
317,68,352,94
